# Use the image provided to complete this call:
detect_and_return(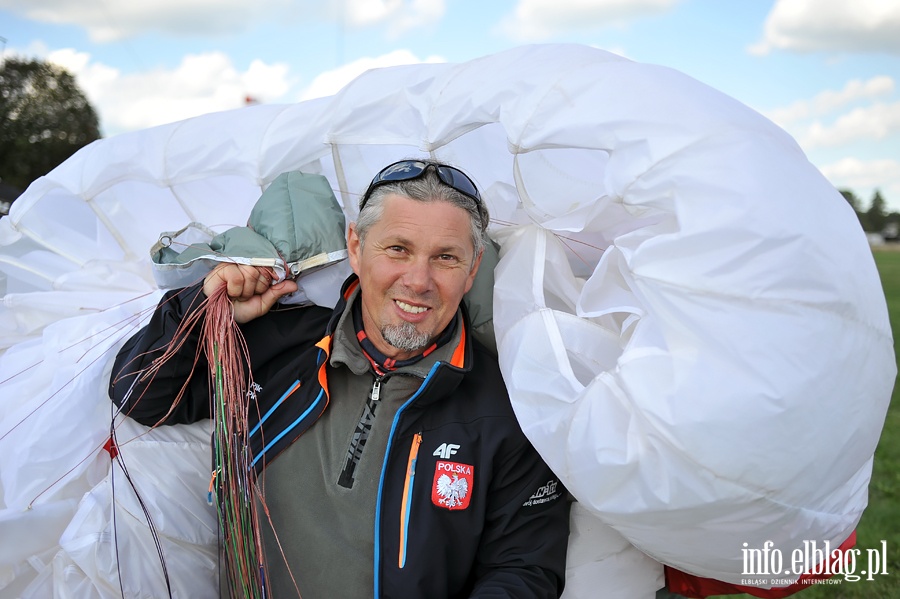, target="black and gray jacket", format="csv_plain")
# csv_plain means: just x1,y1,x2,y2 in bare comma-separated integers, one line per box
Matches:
110,275,570,599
